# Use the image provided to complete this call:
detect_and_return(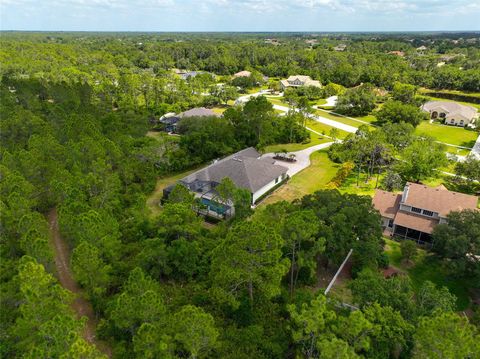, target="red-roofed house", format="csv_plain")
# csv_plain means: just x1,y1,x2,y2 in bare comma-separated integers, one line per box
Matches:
373,182,478,244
